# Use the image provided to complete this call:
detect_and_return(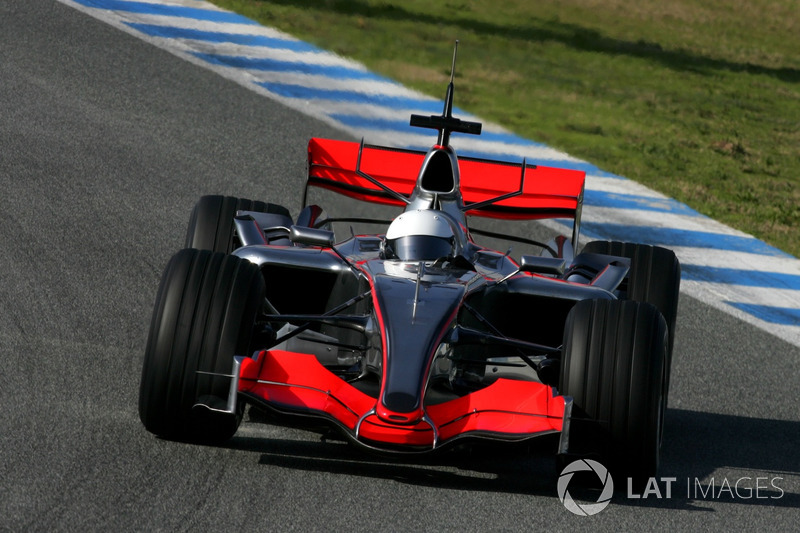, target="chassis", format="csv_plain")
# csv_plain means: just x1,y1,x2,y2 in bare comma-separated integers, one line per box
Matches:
139,48,680,484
